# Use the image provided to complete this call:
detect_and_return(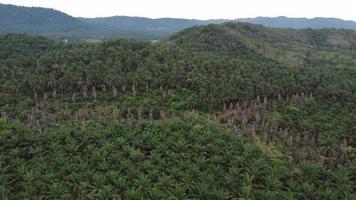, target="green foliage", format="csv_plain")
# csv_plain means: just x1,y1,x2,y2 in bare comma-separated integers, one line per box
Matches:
0,22,355,199
0,117,284,199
